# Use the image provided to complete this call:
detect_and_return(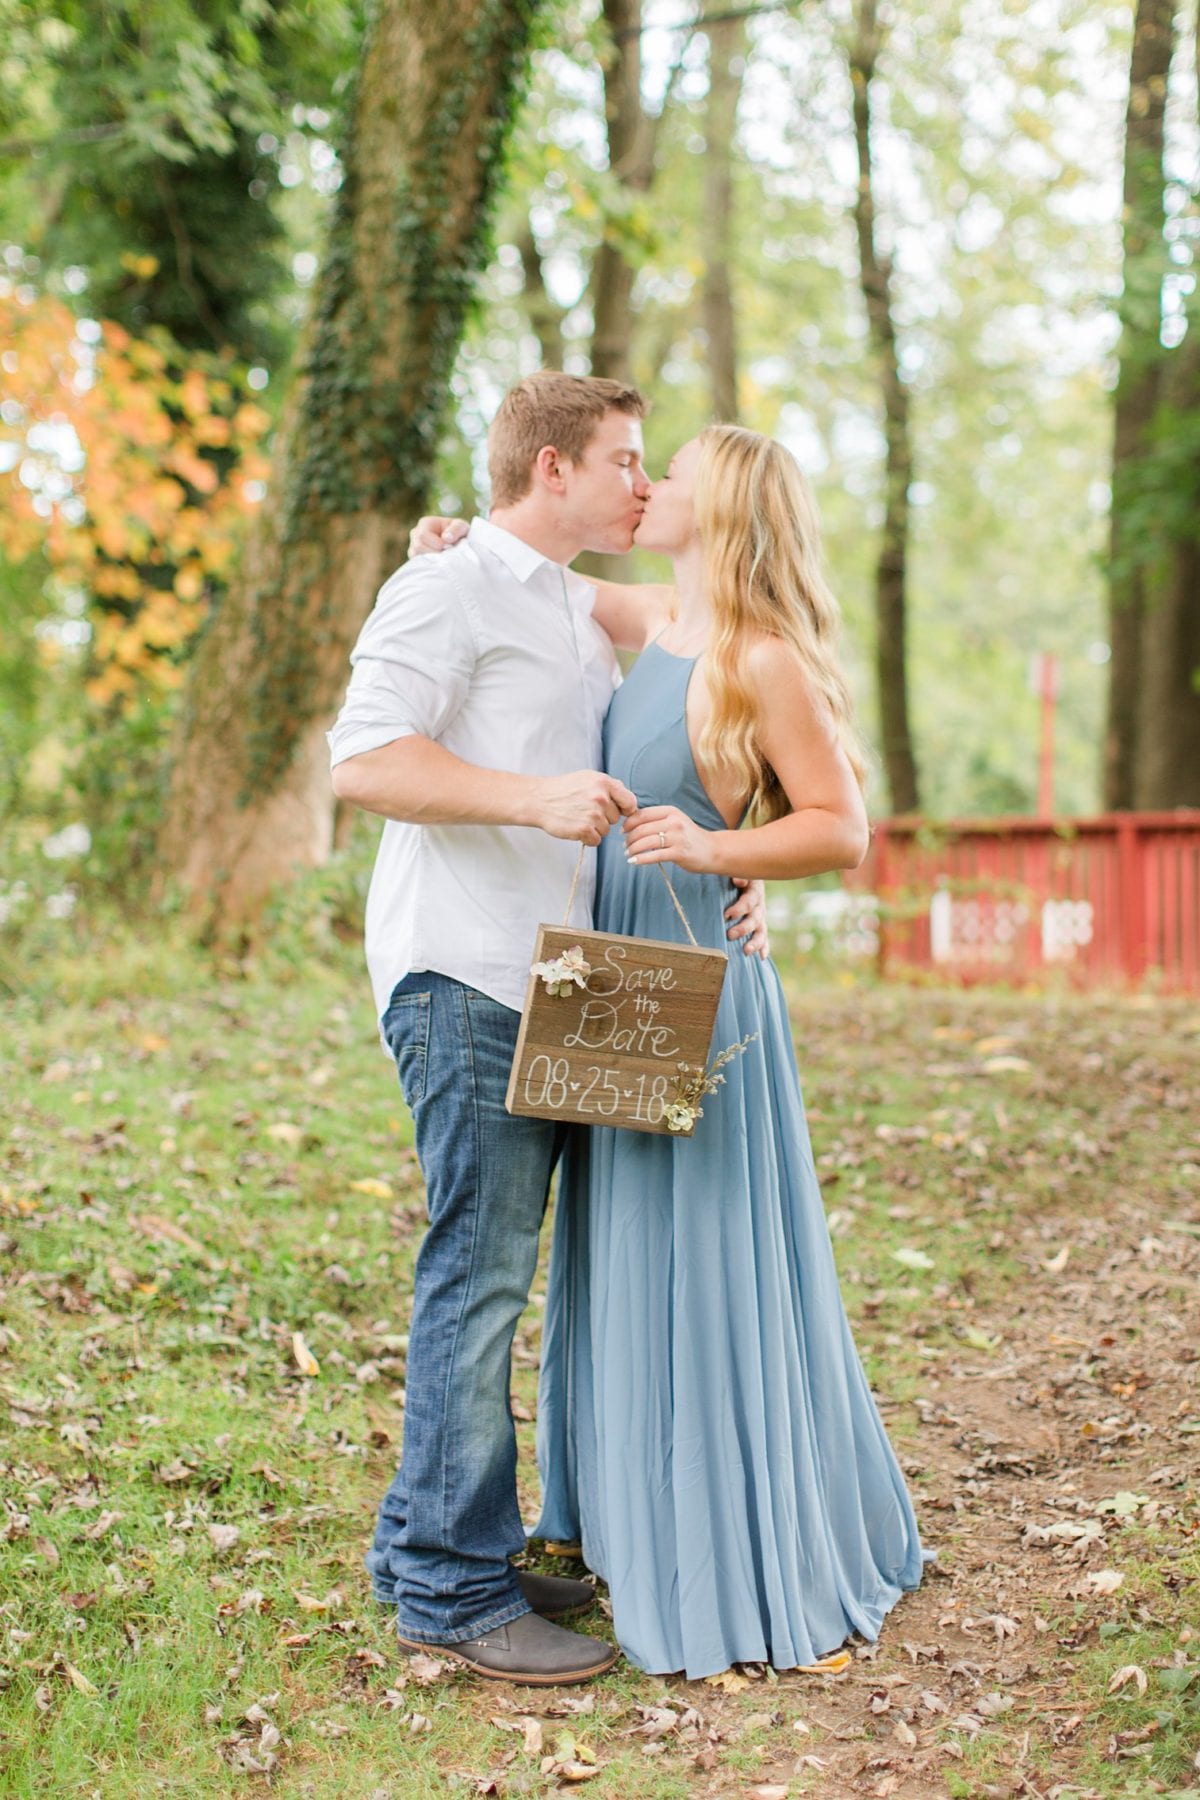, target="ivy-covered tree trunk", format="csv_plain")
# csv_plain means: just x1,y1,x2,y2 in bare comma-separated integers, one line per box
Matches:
159,0,539,927
1104,0,1173,811
849,0,920,816
701,17,745,423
